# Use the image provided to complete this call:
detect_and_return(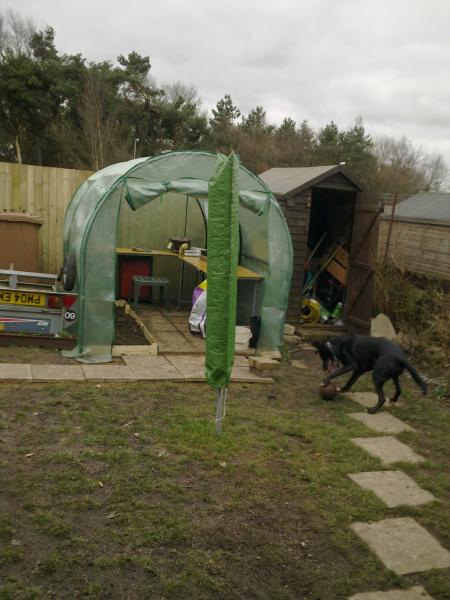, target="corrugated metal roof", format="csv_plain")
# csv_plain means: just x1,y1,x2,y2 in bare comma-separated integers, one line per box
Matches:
394,192,450,222
259,165,362,197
